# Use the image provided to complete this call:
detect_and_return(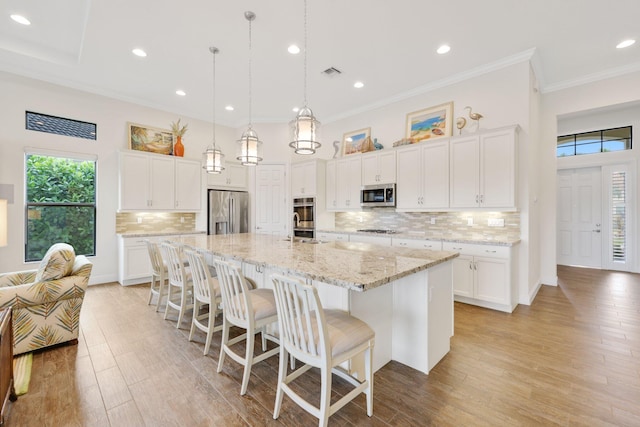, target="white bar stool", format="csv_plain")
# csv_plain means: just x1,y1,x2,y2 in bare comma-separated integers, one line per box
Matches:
271,274,375,427
213,259,279,395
